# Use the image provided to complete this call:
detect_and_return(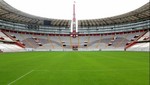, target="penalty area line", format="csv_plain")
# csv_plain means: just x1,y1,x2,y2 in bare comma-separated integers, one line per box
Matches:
8,70,34,85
